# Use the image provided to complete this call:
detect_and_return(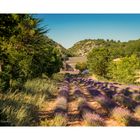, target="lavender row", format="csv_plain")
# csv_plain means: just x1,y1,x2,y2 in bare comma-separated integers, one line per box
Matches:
72,84,105,126
73,77,140,106
54,80,70,116
77,97,105,126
